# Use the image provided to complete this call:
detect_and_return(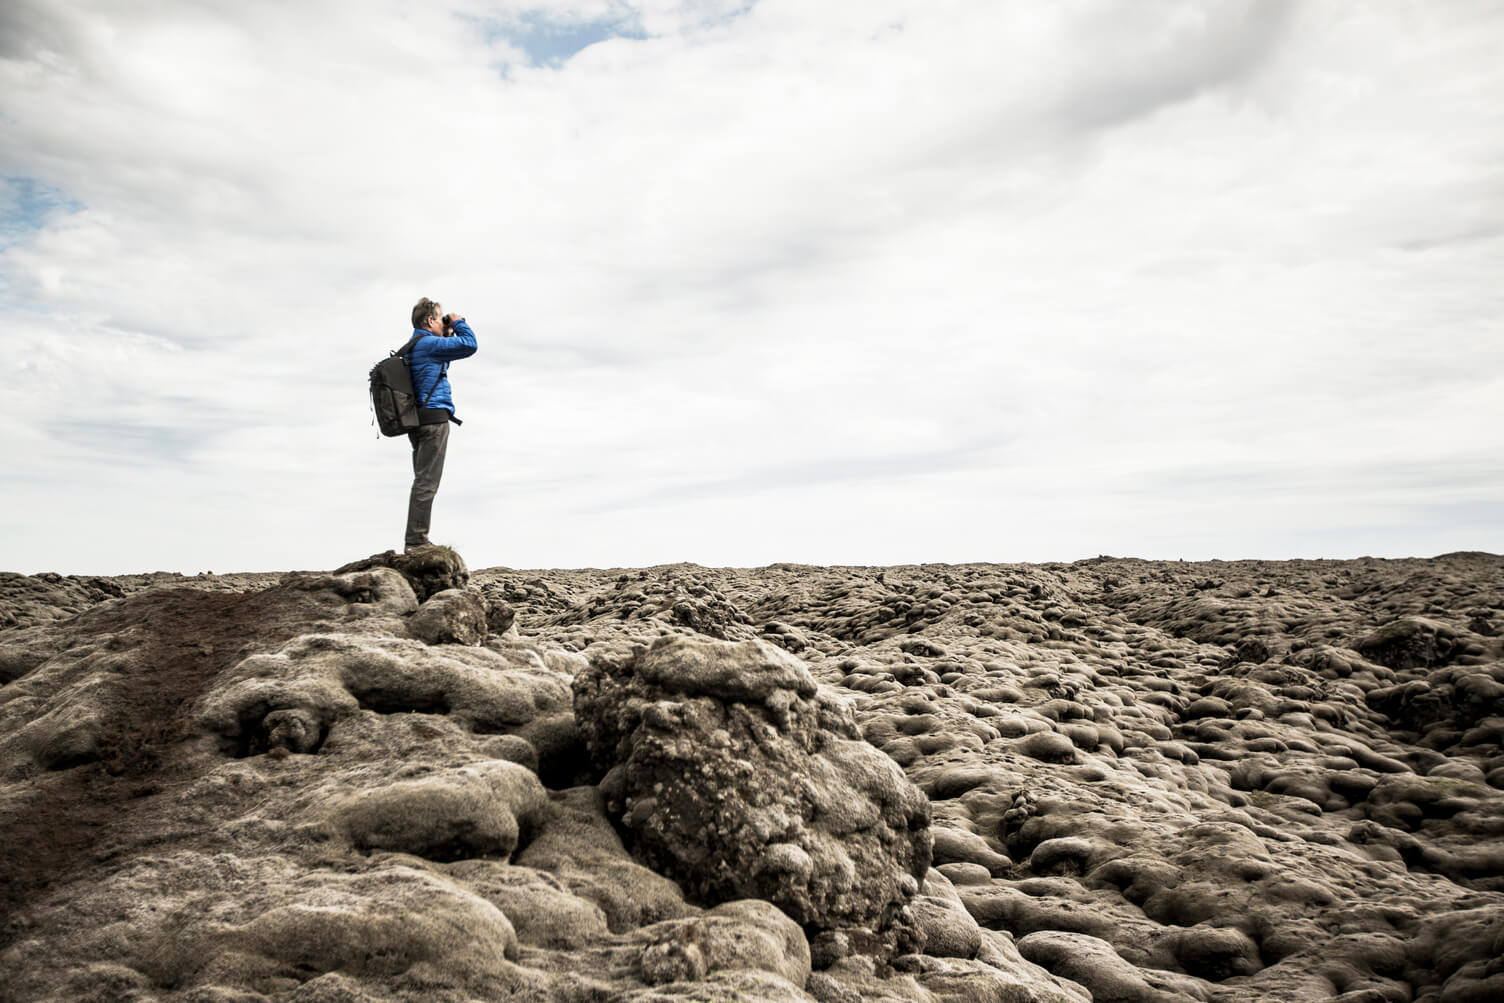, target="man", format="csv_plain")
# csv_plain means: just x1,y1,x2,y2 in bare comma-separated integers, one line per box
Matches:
404,297,478,550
